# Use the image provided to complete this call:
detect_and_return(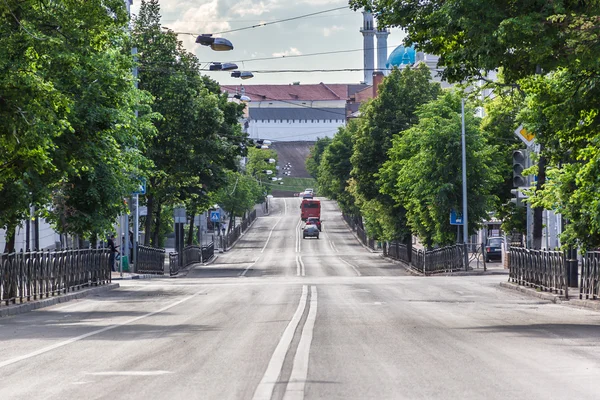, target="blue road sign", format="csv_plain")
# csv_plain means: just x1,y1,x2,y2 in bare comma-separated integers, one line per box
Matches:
210,211,220,222
450,210,463,225
133,178,146,195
